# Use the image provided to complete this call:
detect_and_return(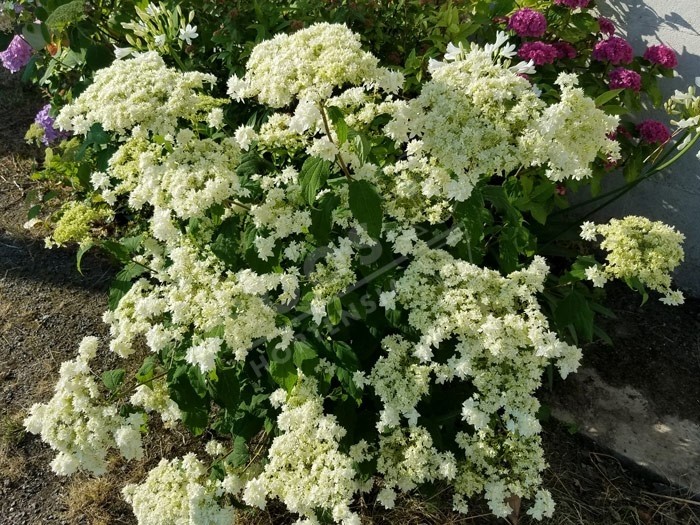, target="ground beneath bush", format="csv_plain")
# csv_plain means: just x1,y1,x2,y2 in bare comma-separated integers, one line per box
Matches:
1,70,698,525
